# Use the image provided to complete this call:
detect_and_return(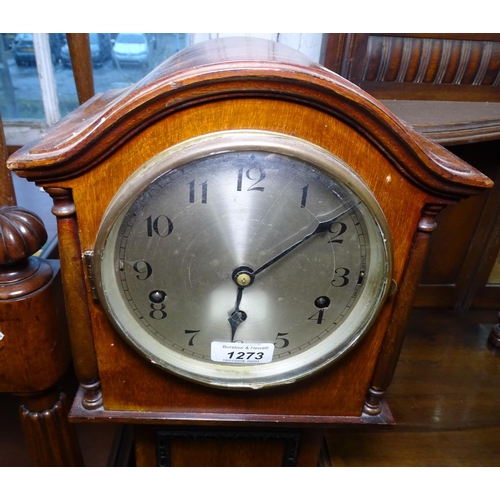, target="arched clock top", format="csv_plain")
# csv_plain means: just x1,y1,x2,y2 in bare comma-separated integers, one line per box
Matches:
8,36,492,198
